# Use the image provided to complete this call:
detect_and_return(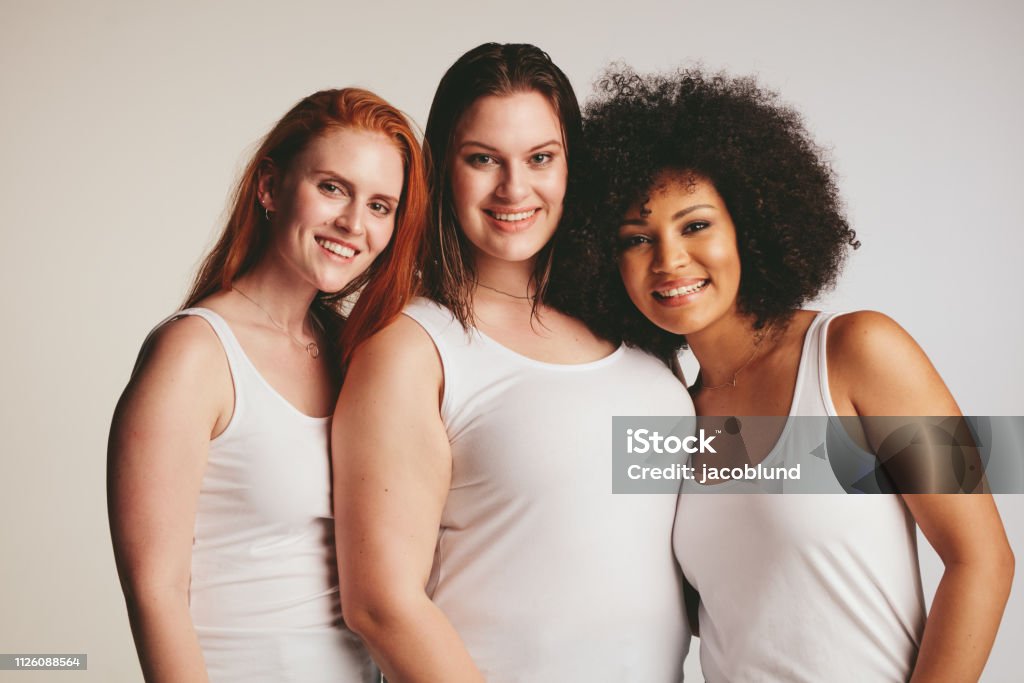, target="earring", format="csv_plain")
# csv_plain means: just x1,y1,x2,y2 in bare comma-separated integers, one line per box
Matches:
265,206,271,221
